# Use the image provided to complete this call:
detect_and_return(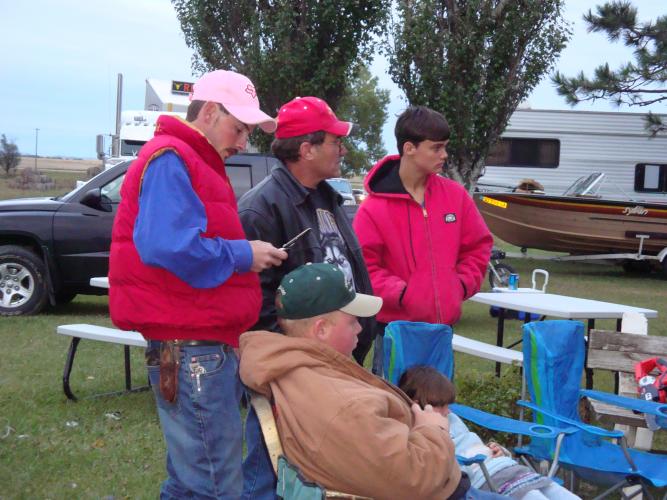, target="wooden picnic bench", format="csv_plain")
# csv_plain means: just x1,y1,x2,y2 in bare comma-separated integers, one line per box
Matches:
452,333,523,366
585,328,667,447
56,323,148,401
